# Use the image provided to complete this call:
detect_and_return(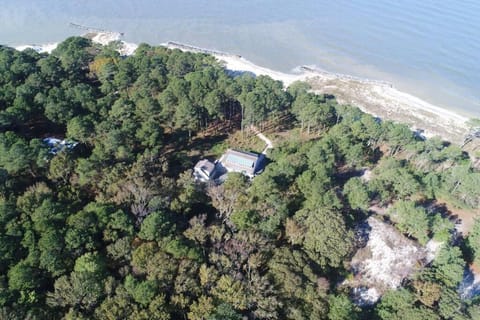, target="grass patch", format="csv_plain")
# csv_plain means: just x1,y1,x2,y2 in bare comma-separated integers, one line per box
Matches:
208,129,266,158
227,130,266,154
209,140,229,158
